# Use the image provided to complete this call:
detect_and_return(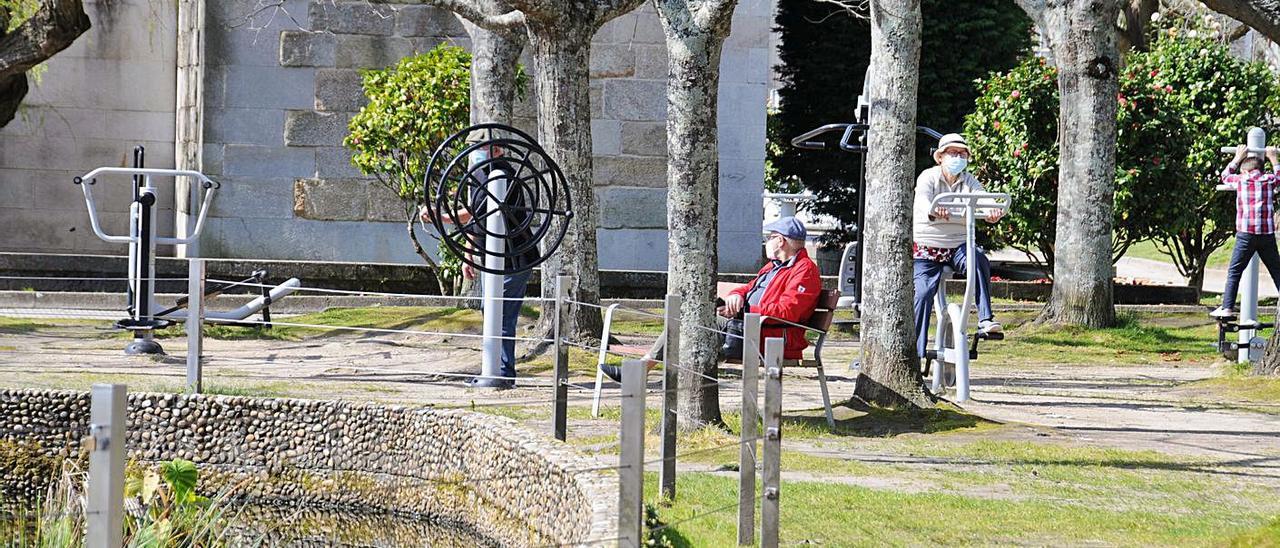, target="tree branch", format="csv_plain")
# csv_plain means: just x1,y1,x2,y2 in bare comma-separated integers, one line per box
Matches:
596,0,647,26
0,0,91,78
808,0,869,19
366,0,527,32
1202,0,1280,43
